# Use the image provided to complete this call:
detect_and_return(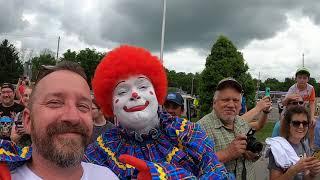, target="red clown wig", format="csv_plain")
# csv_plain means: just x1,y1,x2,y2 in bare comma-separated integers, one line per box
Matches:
92,45,168,117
